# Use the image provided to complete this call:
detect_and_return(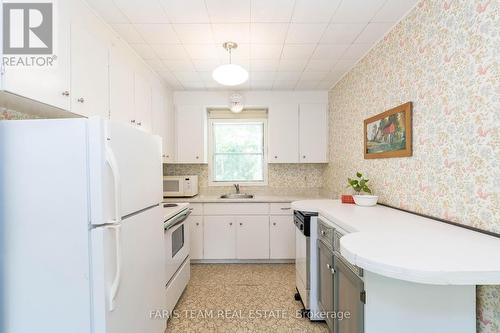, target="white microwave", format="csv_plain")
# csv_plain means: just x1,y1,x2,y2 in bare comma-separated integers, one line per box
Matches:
163,176,199,197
